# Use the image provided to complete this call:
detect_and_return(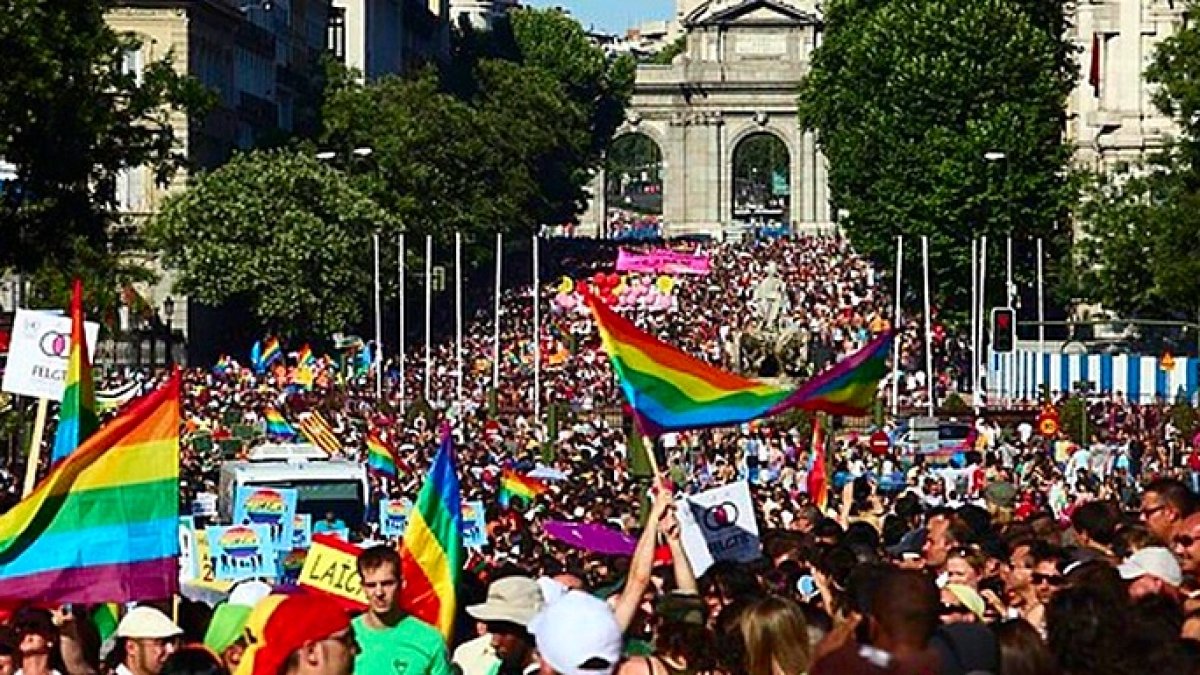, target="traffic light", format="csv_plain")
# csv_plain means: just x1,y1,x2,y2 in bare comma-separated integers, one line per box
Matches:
991,307,1016,353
